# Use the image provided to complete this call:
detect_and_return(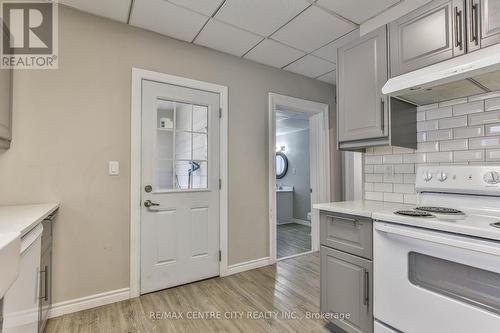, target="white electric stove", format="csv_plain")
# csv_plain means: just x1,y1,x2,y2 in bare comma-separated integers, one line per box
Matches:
372,166,500,333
